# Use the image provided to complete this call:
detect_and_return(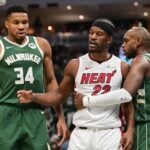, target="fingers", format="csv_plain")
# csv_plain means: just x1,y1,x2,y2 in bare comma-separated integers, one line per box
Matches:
17,90,24,103
57,131,69,147
57,135,65,146
123,143,132,150
57,129,70,146
74,92,84,98
17,90,26,100
17,93,22,99
17,90,33,103
122,139,132,150
17,90,23,94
